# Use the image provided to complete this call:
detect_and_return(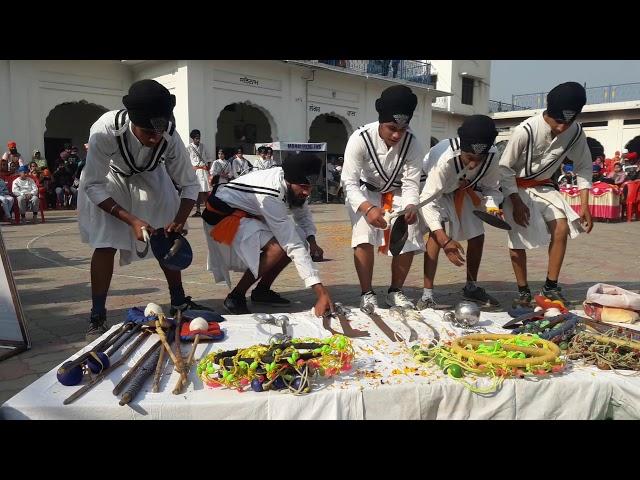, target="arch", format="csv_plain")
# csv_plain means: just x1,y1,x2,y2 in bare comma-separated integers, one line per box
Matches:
43,100,108,169
586,136,605,160
308,113,350,158
215,101,275,156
